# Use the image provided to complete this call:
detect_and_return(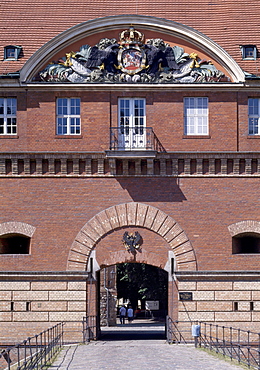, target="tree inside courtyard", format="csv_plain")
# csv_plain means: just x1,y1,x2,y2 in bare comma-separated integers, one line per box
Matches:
117,263,168,317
